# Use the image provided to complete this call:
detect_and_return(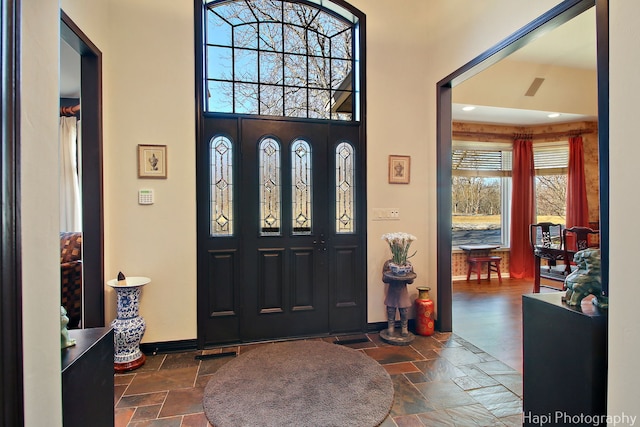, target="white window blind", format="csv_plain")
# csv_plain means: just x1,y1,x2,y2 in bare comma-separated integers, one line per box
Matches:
452,141,512,177
534,142,569,175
